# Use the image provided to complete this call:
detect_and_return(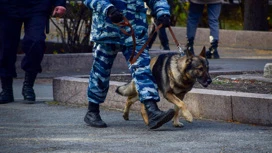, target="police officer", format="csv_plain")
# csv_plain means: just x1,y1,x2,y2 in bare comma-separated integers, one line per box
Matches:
0,0,66,104
83,0,175,129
